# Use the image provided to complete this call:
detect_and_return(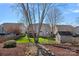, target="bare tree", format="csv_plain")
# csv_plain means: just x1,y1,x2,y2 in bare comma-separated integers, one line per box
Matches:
47,5,63,39
16,3,51,44
35,4,51,44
